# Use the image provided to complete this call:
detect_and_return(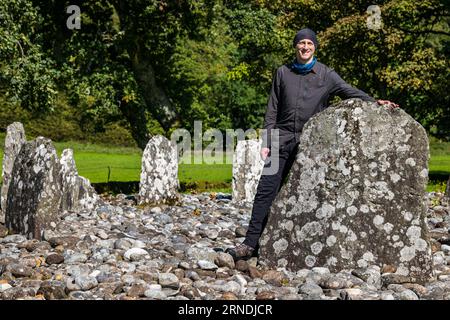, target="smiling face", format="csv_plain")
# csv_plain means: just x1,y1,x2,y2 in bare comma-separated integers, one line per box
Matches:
295,39,315,64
